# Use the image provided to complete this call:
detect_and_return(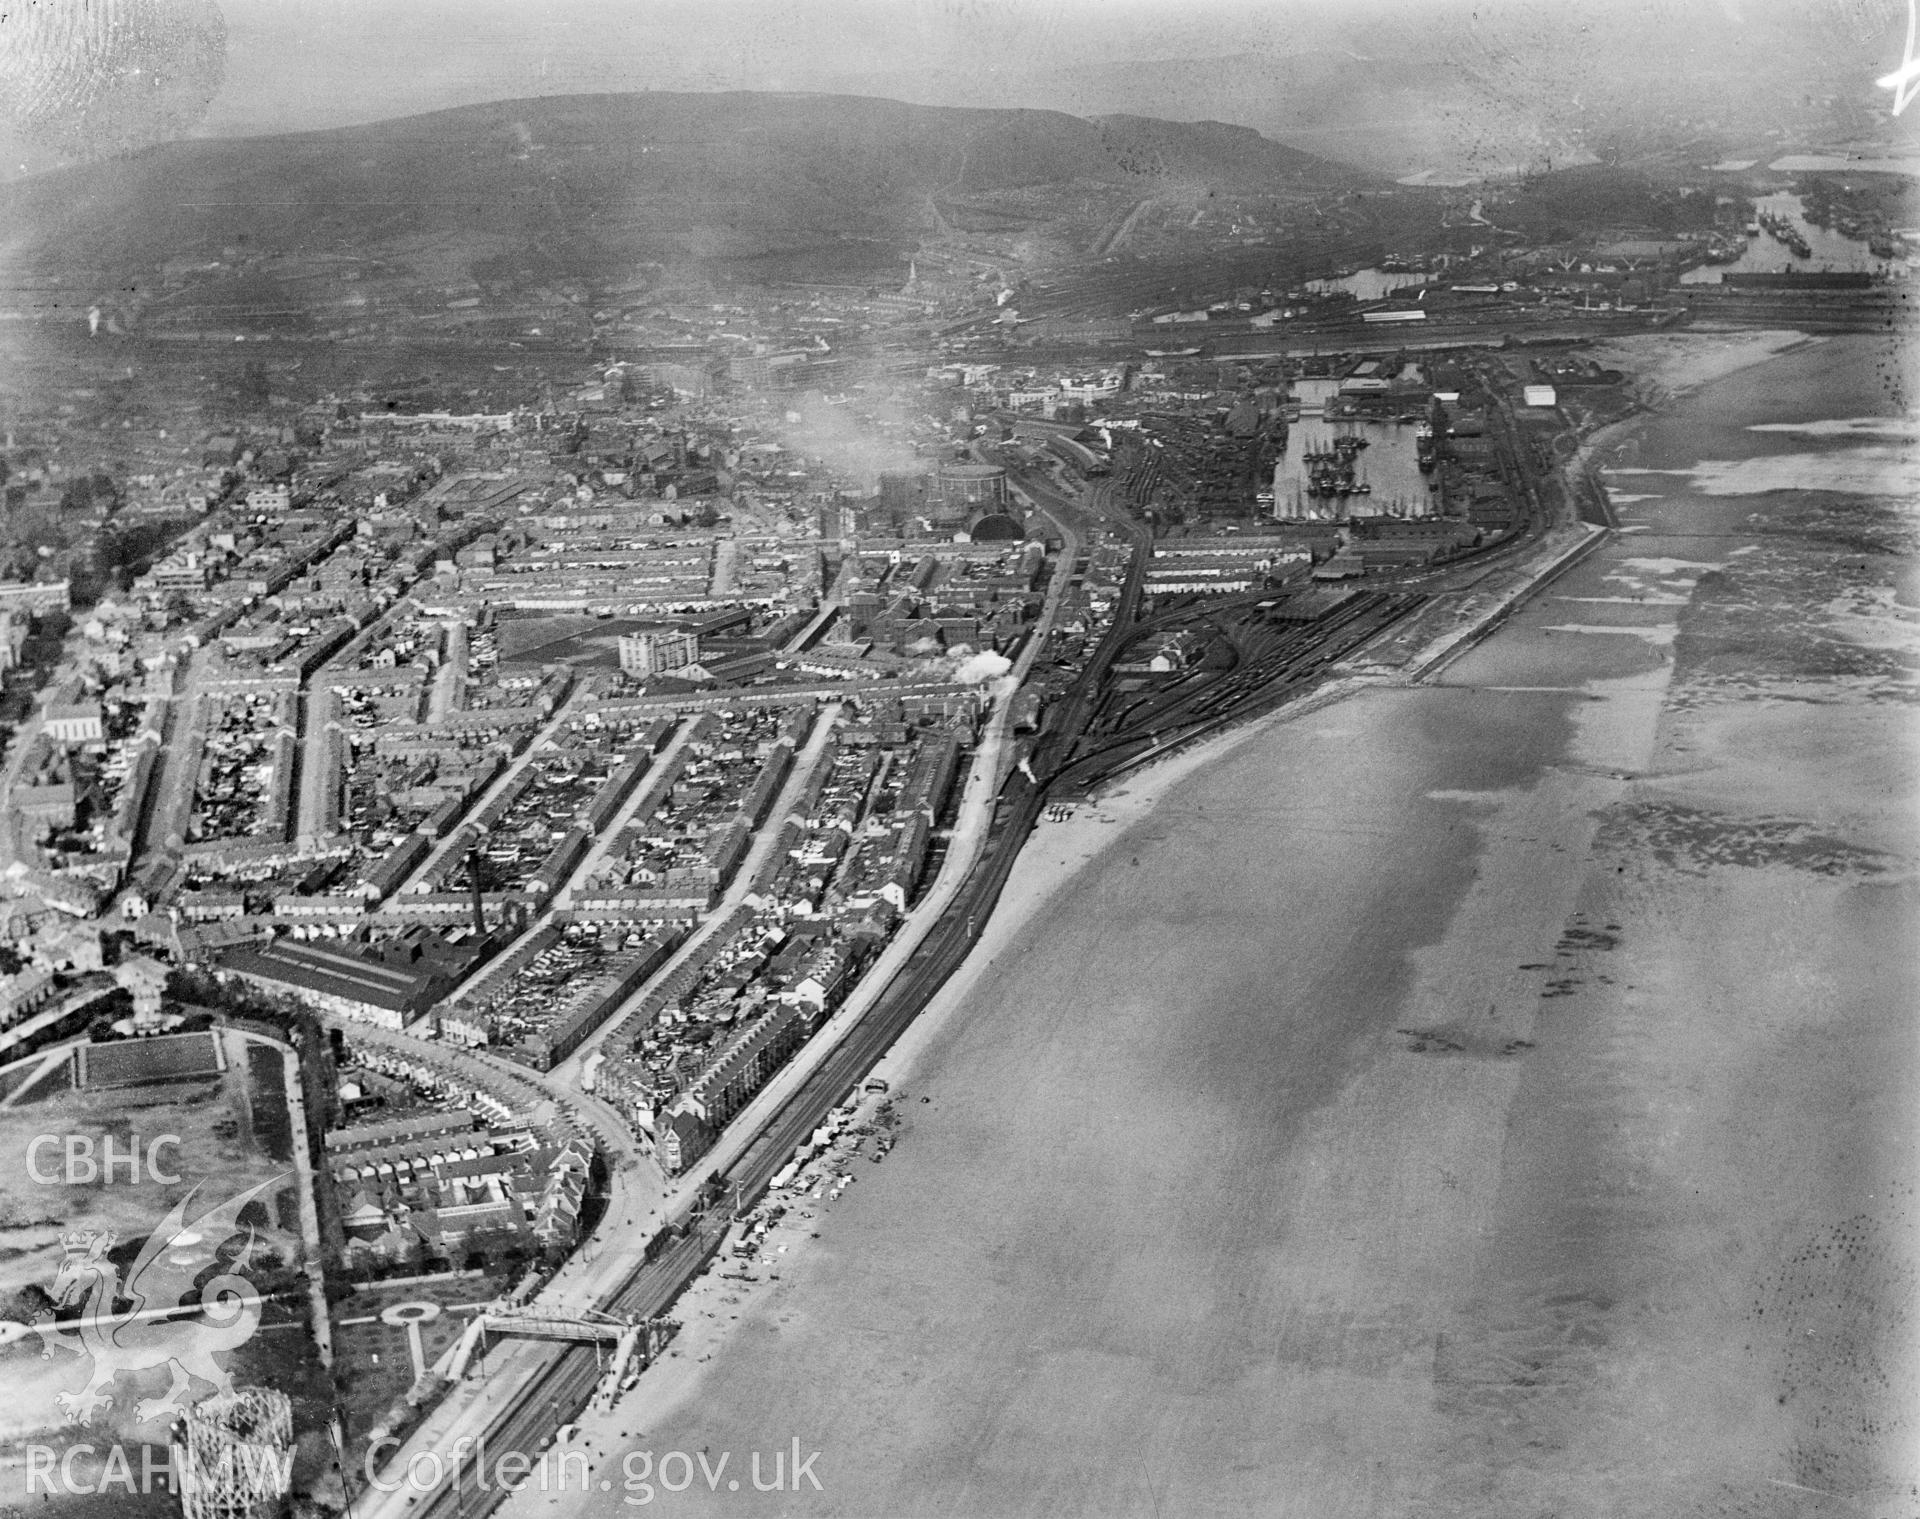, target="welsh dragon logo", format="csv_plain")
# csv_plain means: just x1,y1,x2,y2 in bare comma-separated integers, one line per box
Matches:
18,1175,289,1428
